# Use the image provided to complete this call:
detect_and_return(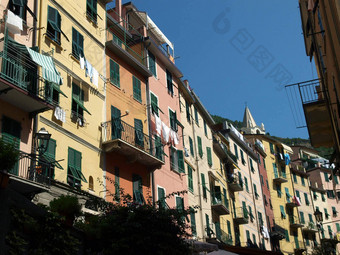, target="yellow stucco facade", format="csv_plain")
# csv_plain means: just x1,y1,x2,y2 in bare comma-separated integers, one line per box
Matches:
36,0,108,197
